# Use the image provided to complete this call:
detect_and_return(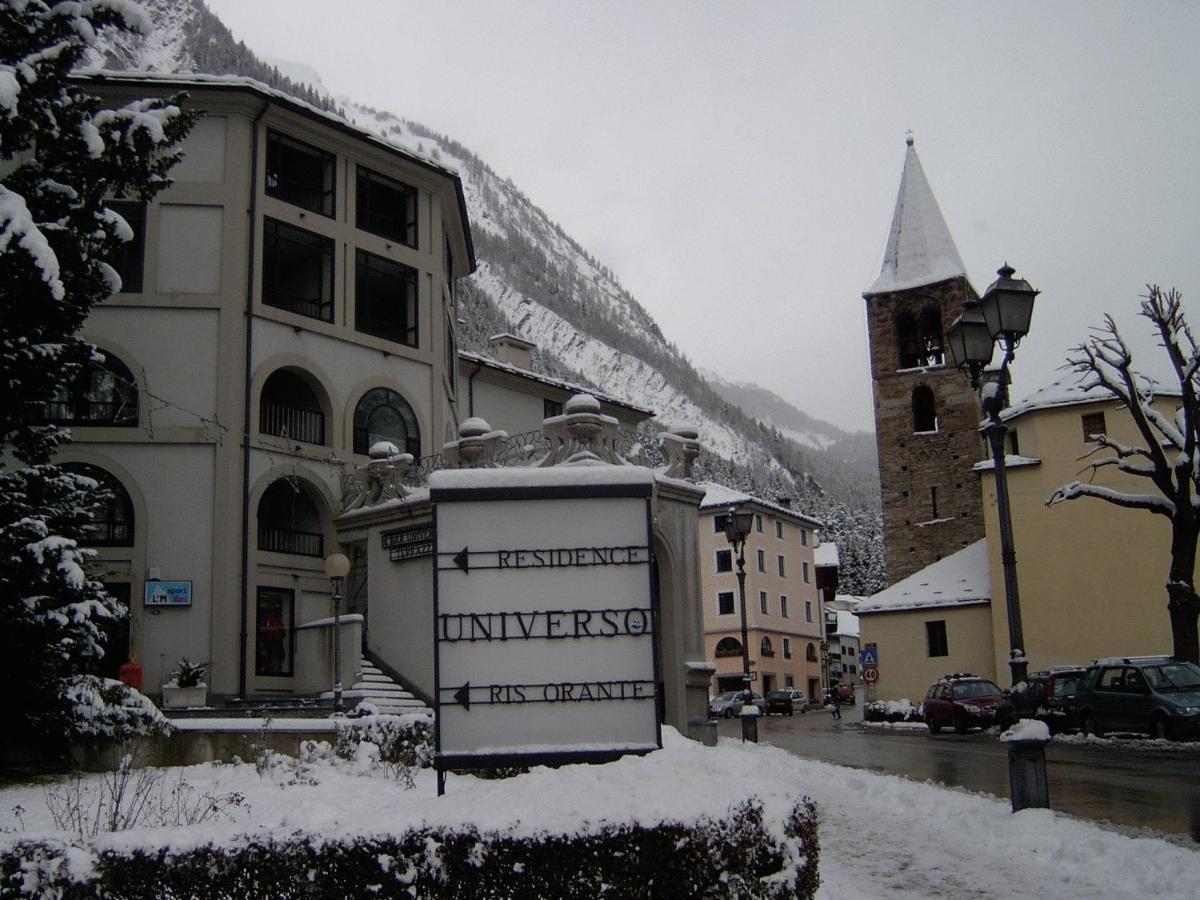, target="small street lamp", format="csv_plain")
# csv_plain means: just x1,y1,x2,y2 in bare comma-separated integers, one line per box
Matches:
723,505,757,741
947,263,1040,687
324,551,351,713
